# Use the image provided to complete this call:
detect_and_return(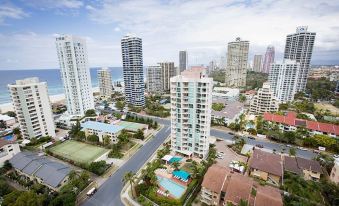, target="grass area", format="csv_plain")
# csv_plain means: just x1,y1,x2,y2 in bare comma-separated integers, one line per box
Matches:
121,141,136,153
49,140,109,164
282,172,325,205
212,103,225,111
